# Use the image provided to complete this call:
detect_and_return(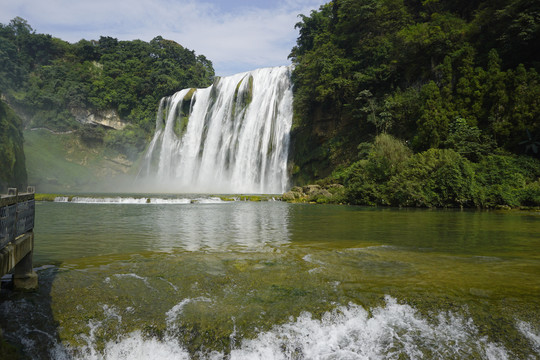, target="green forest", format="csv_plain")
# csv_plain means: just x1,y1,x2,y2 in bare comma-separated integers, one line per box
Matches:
0,100,26,192
0,17,214,191
1,0,540,207
289,0,540,207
